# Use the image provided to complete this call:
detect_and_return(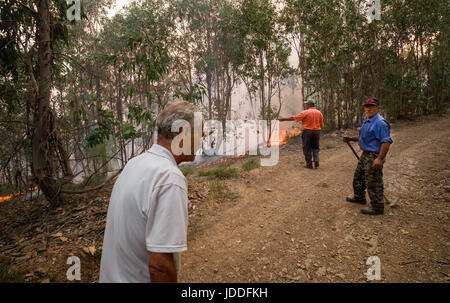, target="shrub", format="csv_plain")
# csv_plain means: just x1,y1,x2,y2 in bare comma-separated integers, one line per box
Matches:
324,142,334,149
209,181,238,201
0,184,19,196
0,257,25,282
198,162,239,179
180,165,195,176
242,158,260,171
62,174,106,191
